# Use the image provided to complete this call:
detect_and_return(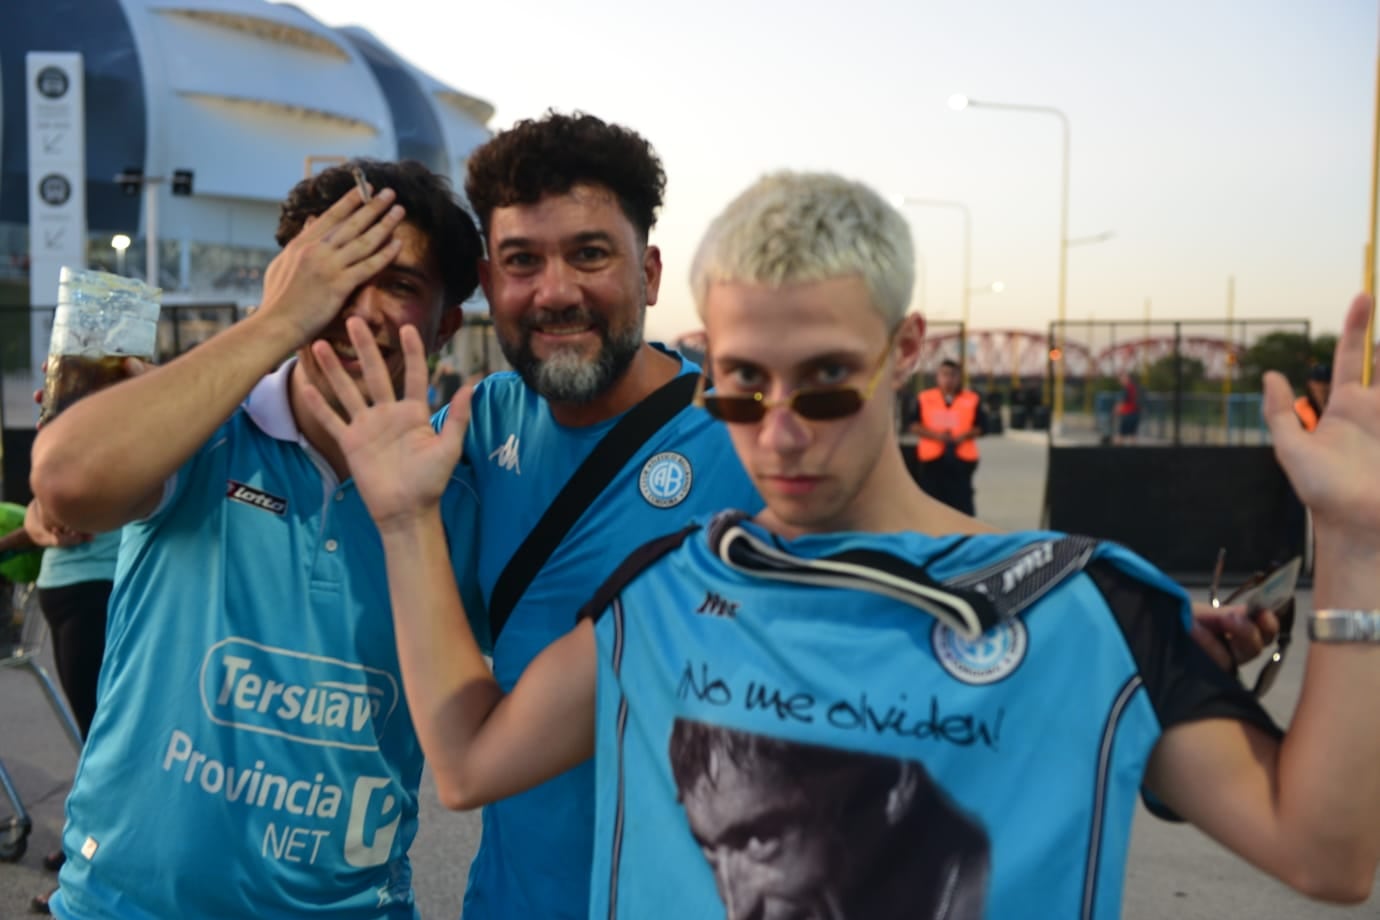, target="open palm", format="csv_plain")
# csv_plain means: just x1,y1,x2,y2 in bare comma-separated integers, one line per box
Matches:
300,316,467,533
1264,294,1380,544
